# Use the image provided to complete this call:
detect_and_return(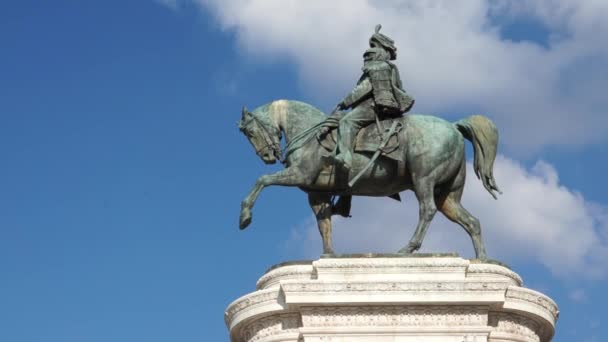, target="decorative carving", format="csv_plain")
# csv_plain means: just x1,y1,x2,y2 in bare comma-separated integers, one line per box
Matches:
240,313,301,342
489,312,541,342
301,306,487,327
315,258,469,270
282,281,510,293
